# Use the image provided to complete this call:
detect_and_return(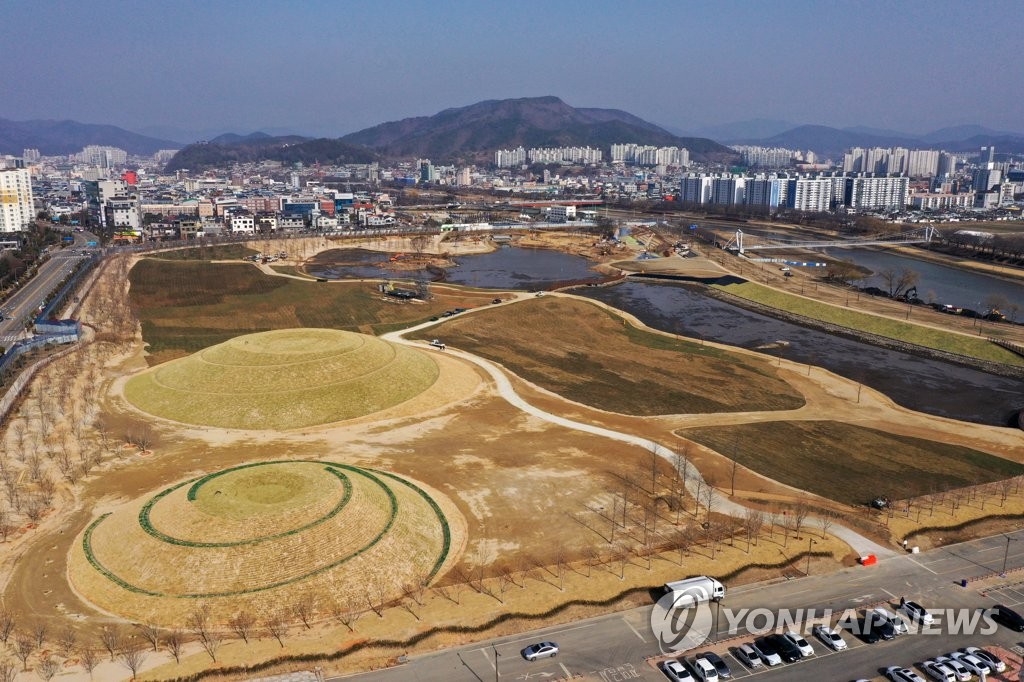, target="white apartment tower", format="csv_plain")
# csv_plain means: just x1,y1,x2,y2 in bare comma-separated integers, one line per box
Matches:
0,168,35,233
